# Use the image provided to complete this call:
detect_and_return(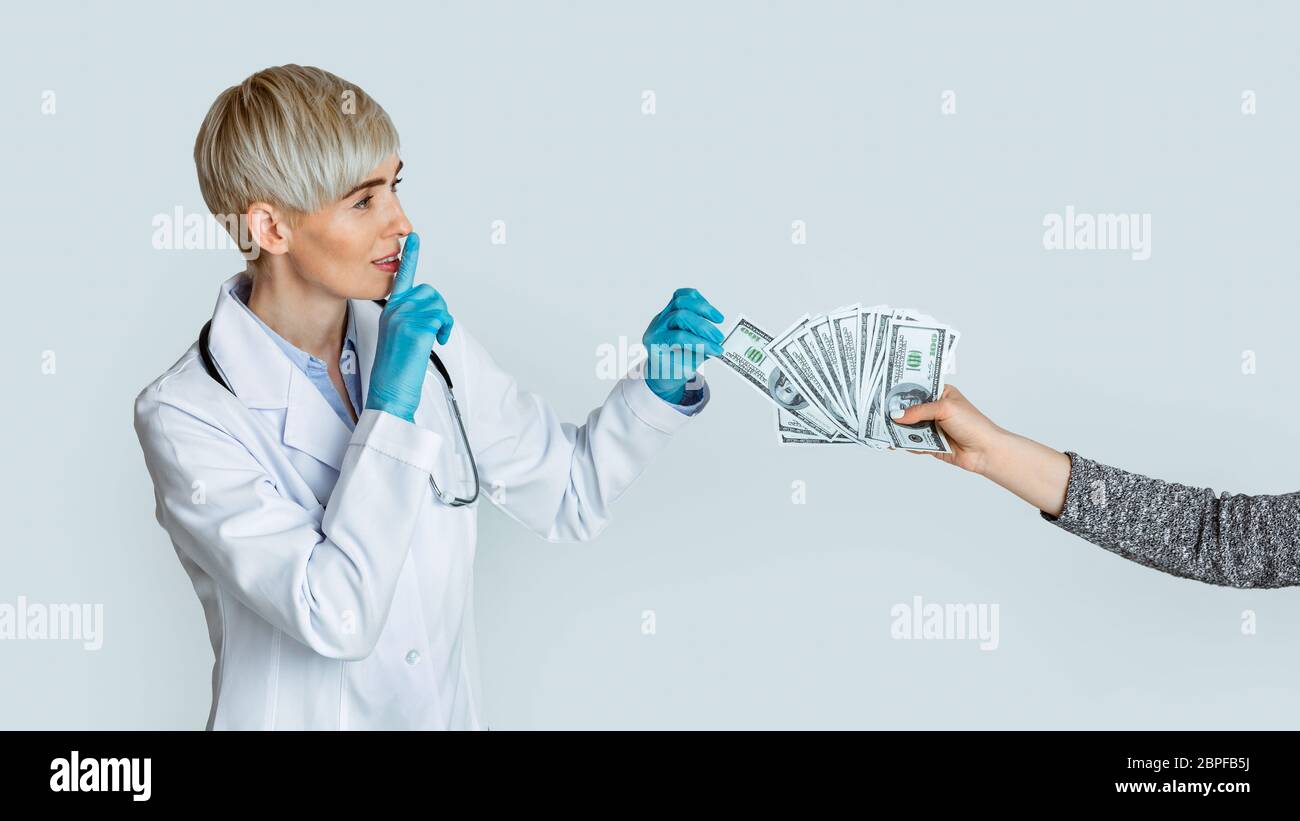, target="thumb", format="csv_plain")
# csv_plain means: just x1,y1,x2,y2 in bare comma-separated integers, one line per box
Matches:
390,232,420,296
890,396,947,426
